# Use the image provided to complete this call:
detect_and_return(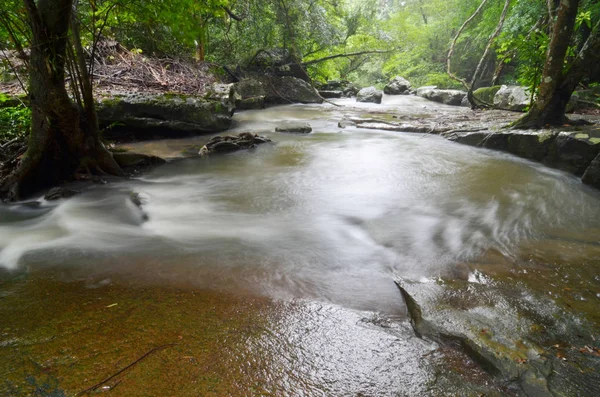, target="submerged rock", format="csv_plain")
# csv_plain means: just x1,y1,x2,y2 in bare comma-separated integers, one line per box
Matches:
44,187,80,201
383,76,412,95
275,121,312,134
97,93,233,140
356,87,383,104
199,132,272,155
